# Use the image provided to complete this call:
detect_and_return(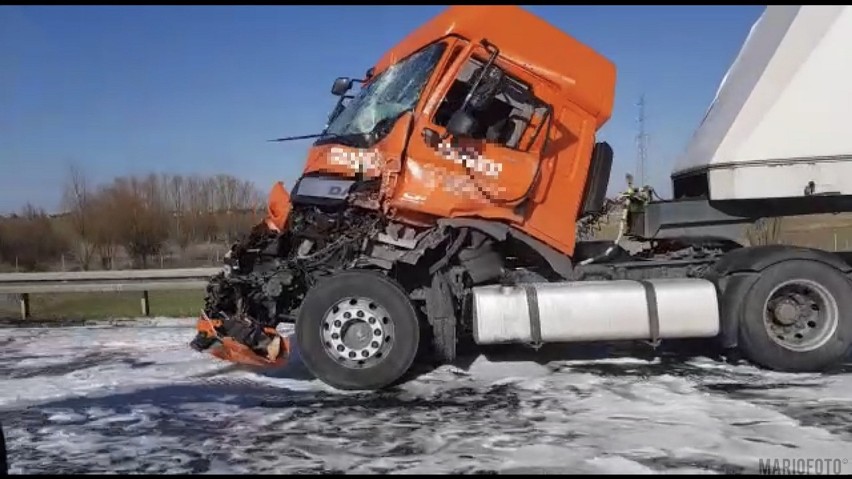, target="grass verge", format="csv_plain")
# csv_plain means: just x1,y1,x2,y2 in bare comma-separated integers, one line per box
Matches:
0,290,205,321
